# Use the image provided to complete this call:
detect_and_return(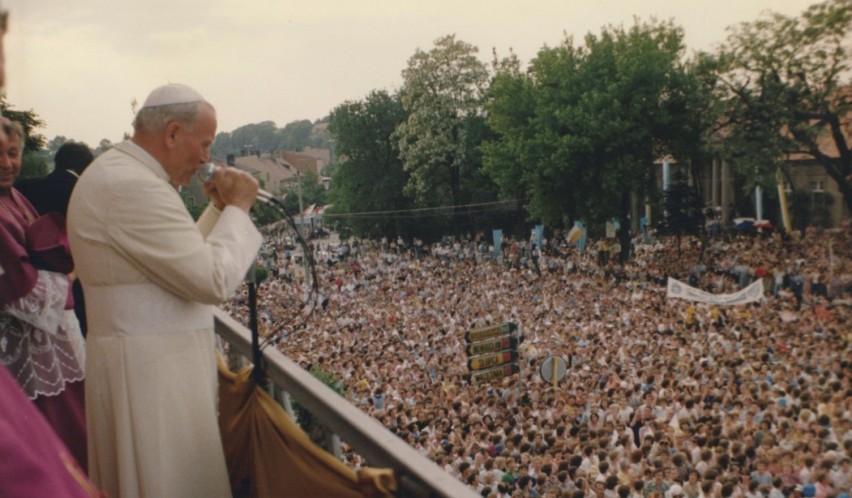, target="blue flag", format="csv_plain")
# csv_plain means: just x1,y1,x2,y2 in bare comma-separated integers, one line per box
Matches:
534,225,544,249
493,229,503,255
